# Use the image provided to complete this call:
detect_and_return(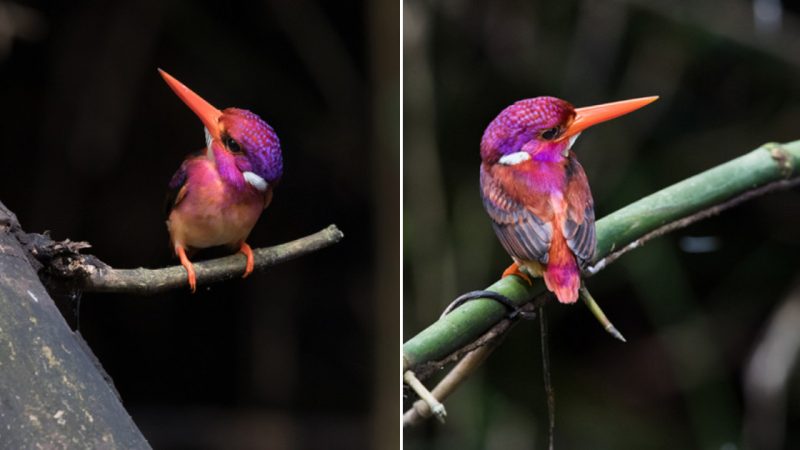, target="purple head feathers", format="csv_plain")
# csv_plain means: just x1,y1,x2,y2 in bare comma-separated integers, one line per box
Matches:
221,108,283,186
480,97,575,163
